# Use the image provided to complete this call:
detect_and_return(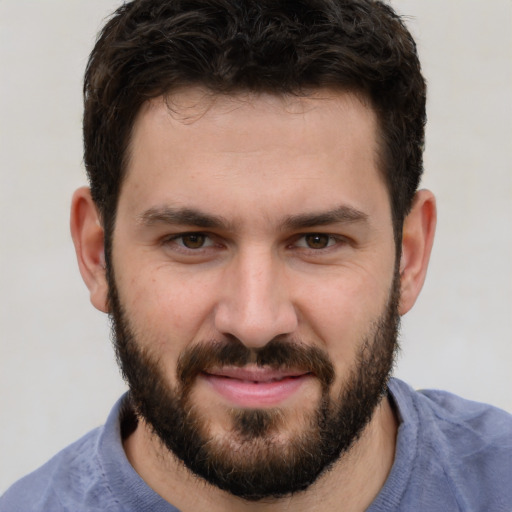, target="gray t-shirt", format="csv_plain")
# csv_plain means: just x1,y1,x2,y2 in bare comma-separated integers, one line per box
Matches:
2,378,511,511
